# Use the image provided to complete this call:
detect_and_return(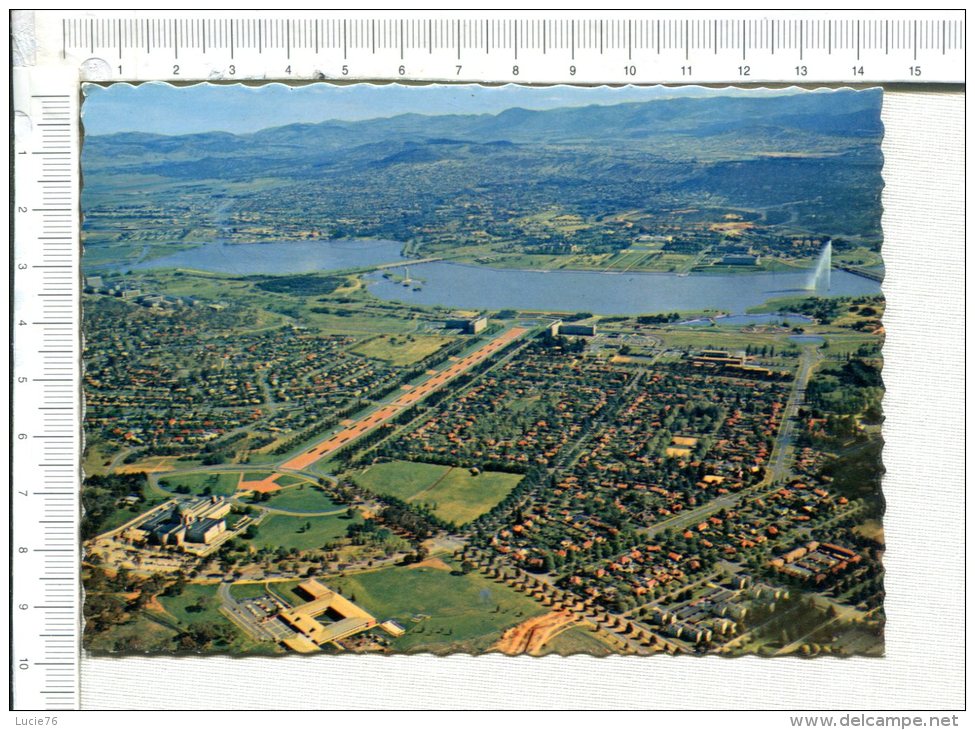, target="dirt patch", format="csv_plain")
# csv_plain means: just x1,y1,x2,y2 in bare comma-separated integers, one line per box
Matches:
122,591,167,613
144,594,166,613
493,610,579,656
237,472,284,494
411,557,452,572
